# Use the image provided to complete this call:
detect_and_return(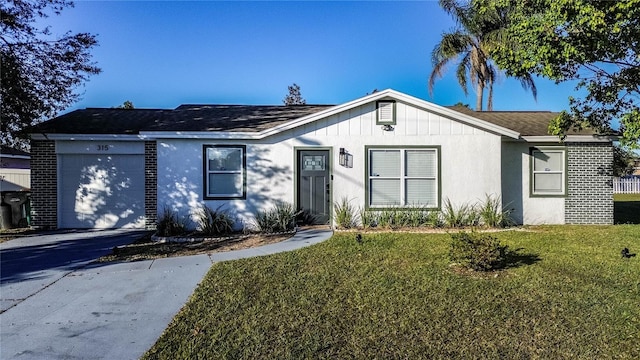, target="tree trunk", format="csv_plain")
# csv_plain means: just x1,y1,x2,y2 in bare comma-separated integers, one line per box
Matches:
475,81,484,111
487,80,494,111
